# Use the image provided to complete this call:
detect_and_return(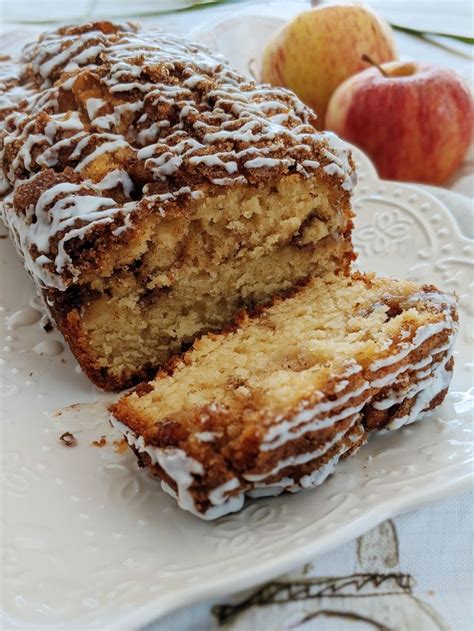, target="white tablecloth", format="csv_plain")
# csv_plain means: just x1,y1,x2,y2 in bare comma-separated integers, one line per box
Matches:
1,1,472,629
146,491,473,631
